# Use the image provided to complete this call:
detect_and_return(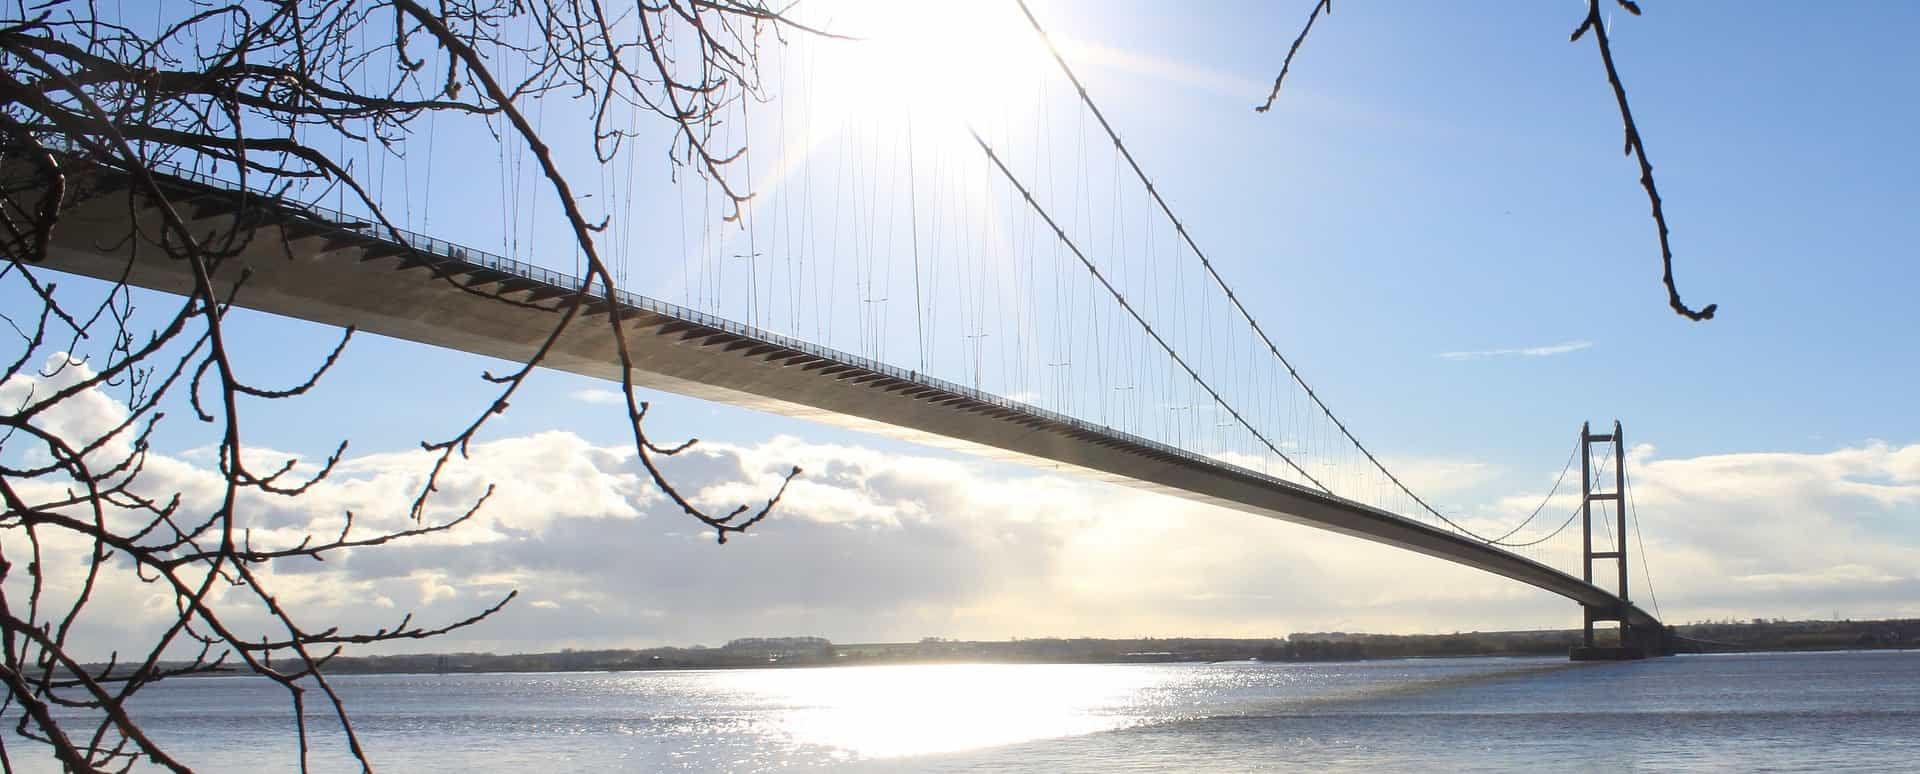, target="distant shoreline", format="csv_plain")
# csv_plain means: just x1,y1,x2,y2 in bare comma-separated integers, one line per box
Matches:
372,643,1920,674
126,616,1909,678
153,641,1920,683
